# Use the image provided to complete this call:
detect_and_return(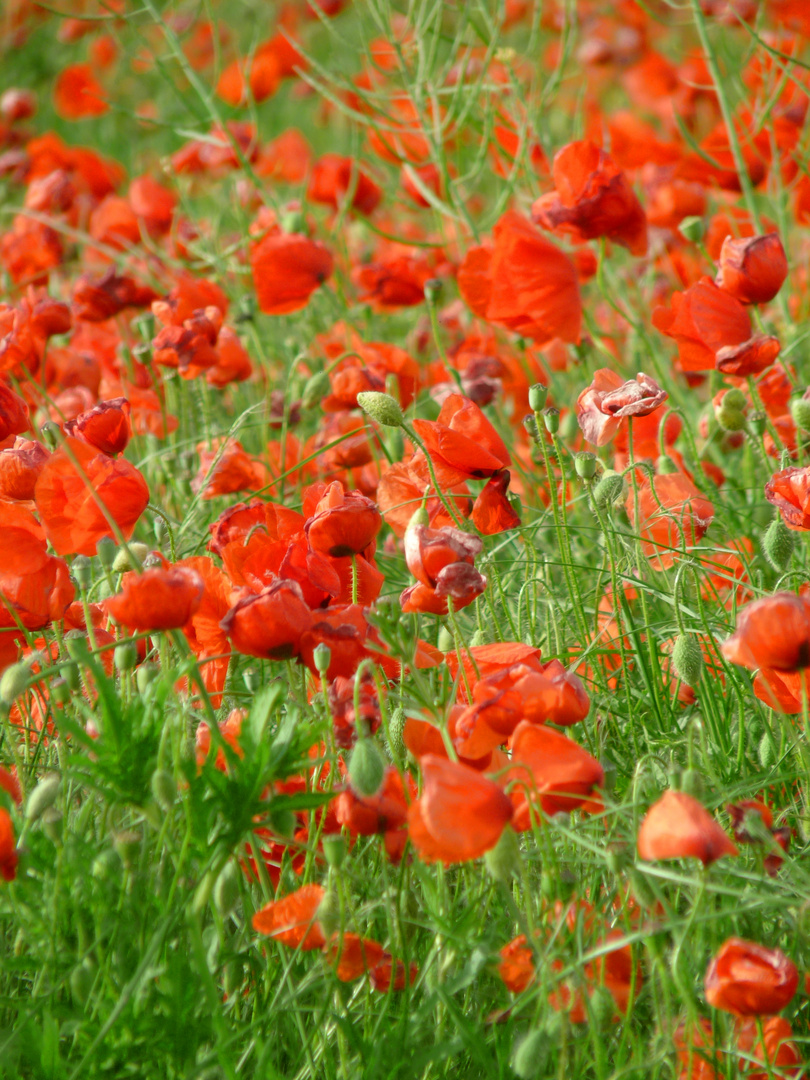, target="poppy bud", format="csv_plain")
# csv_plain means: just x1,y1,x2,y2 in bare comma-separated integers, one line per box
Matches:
575,452,597,480
759,731,776,769
678,215,704,243
114,642,138,672
61,662,81,692
72,556,93,592
672,633,703,687
25,774,60,823
114,829,141,869
243,667,260,692
789,396,810,433
356,390,404,428
150,768,176,812
655,455,678,475
269,807,296,838
763,516,795,572
387,706,405,761
70,960,96,1007
312,643,332,676
316,889,341,939
592,470,624,509
112,543,148,573
408,505,430,530
96,536,117,567
41,422,62,452
543,408,560,435
0,661,31,706
301,370,331,409
92,848,120,880
437,627,454,652
52,678,71,705
423,277,443,304
715,389,747,433
348,737,386,798
511,1029,547,1079
136,663,159,693
484,824,522,884
528,383,548,413
212,861,240,917
322,835,347,869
